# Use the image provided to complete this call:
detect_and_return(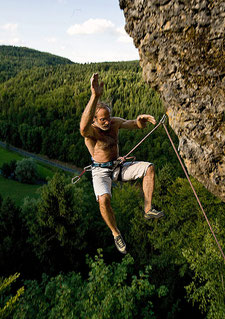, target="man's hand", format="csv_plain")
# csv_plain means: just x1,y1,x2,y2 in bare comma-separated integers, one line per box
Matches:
137,114,156,129
91,73,104,97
